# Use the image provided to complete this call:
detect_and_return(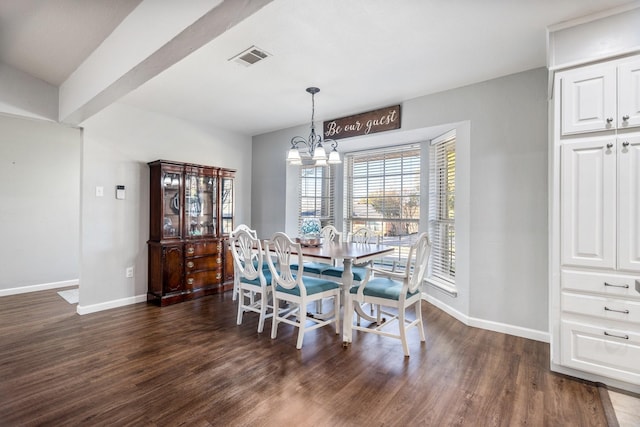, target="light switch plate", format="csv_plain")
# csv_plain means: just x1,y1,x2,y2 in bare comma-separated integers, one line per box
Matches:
95,186,104,197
